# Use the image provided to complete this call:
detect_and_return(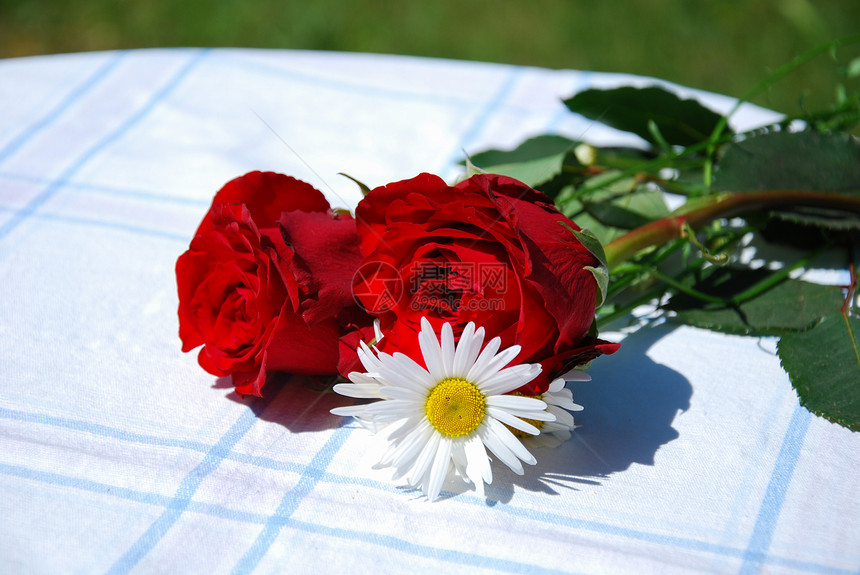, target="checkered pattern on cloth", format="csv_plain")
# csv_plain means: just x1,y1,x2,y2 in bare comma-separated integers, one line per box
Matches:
0,48,857,574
